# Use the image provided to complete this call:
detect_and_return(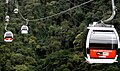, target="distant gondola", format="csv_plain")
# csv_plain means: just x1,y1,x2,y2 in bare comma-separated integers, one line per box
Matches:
4,31,13,42
21,25,28,34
